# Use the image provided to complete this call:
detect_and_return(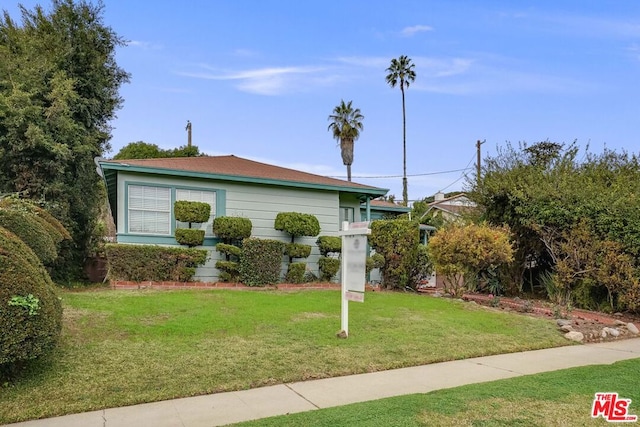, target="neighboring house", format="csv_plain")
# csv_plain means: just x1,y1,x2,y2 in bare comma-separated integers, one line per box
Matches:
97,155,388,282
362,199,410,221
424,192,477,223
